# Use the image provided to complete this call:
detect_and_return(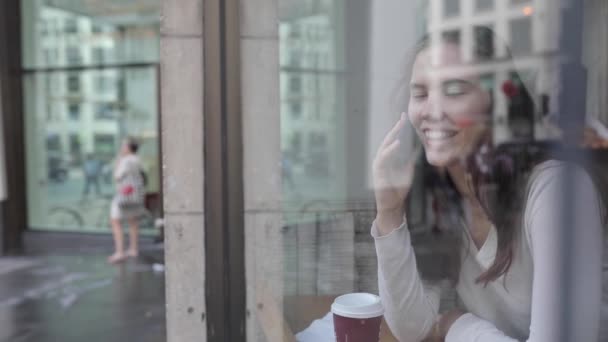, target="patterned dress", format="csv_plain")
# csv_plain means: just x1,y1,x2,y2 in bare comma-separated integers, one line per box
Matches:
110,154,146,220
